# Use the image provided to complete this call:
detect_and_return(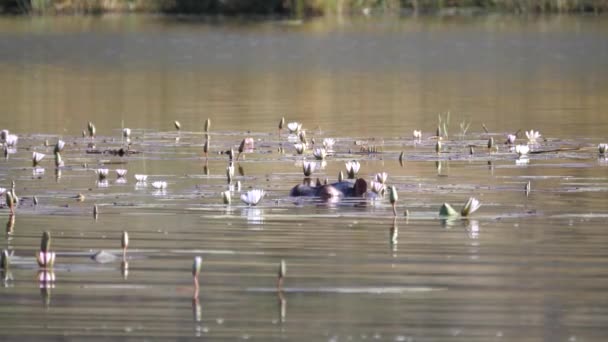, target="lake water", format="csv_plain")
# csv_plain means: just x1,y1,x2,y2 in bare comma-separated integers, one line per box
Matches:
1,14,608,341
